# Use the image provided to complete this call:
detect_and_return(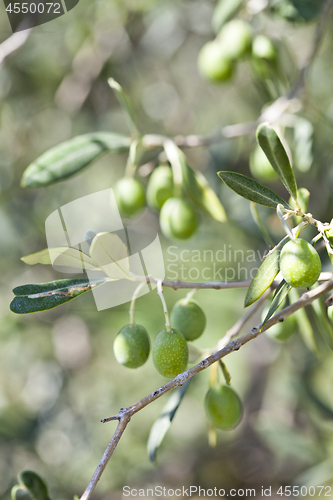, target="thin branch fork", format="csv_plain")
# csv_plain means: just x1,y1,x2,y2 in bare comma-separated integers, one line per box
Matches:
80,277,333,500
